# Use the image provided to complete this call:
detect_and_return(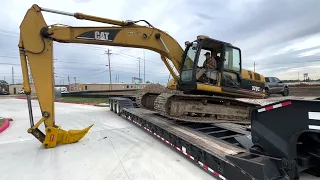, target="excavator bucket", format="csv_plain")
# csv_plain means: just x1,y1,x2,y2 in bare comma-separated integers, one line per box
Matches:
42,125,93,148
